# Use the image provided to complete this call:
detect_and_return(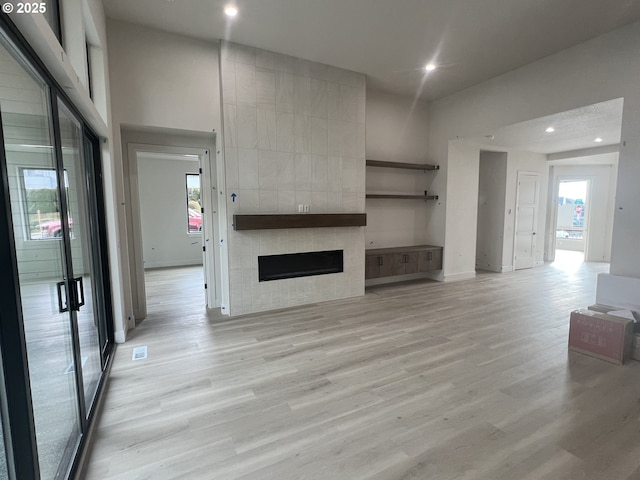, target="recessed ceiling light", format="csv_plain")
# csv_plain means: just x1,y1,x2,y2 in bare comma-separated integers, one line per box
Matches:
224,5,238,17
425,63,437,72
594,137,603,143
545,127,555,133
